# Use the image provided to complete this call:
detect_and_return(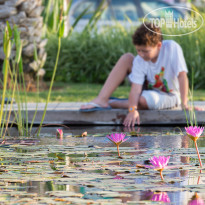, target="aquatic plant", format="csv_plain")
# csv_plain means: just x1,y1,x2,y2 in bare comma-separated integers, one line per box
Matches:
185,126,204,141
106,133,129,157
185,126,204,167
56,129,63,139
145,156,170,180
37,16,64,136
0,22,39,138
